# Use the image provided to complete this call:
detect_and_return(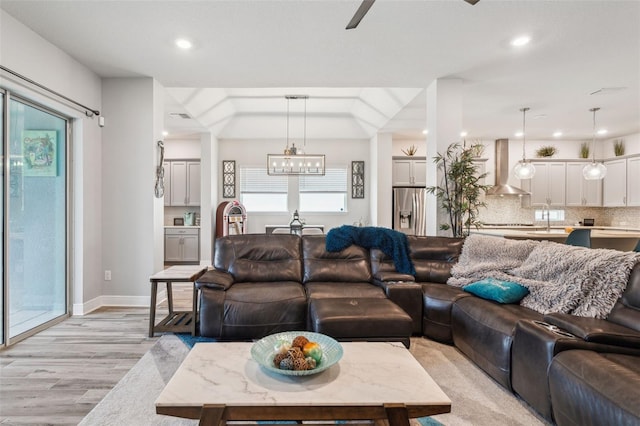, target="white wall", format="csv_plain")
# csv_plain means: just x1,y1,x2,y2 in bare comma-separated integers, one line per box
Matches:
164,137,202,159
101,77,162,304
0,10,104,313
218,138,371,233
